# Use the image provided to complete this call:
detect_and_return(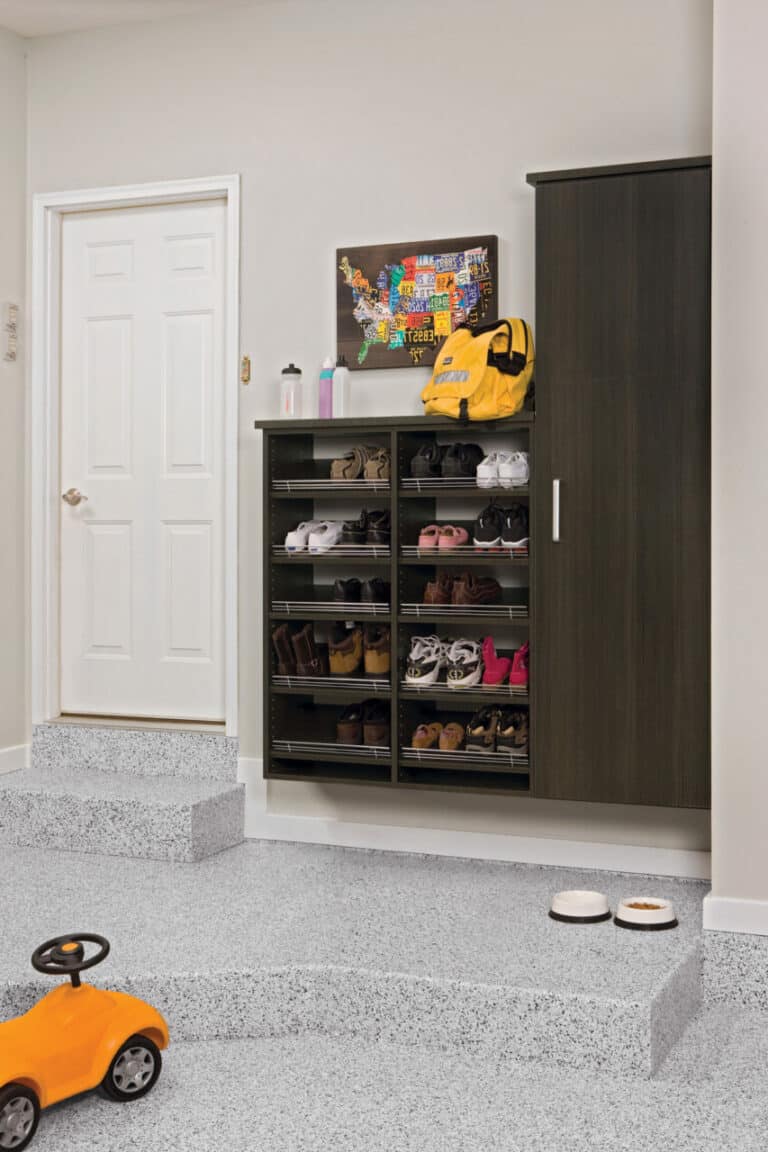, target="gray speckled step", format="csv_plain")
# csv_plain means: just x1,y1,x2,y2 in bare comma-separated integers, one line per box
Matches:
0,842,705,1076
0,766,244,861
32,723,238,781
